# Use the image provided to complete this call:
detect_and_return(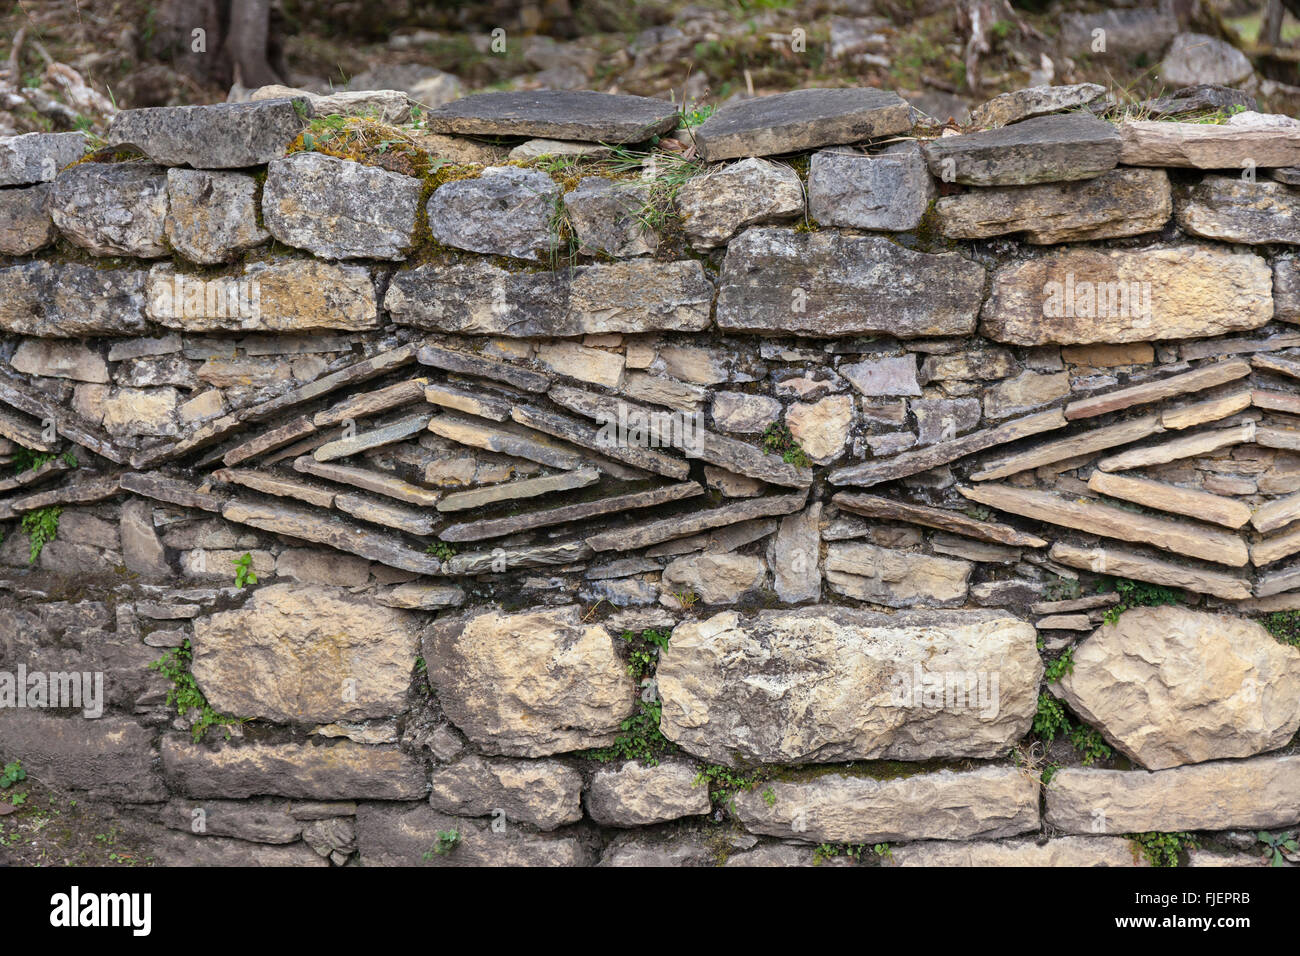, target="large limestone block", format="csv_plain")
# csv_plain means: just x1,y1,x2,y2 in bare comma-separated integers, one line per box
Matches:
0,711,165,802
716,228,985,337
263,151,421,260
1045,755,1300,833
49,161,169,257
731,766,1041,843
422,606,636,757
825,542,971,607
981,245,1273,345
427,755,583,830
107,98,307,168
1055,606,1300,770
585,759,712,827
656,607,1041,765
192,584,419,724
